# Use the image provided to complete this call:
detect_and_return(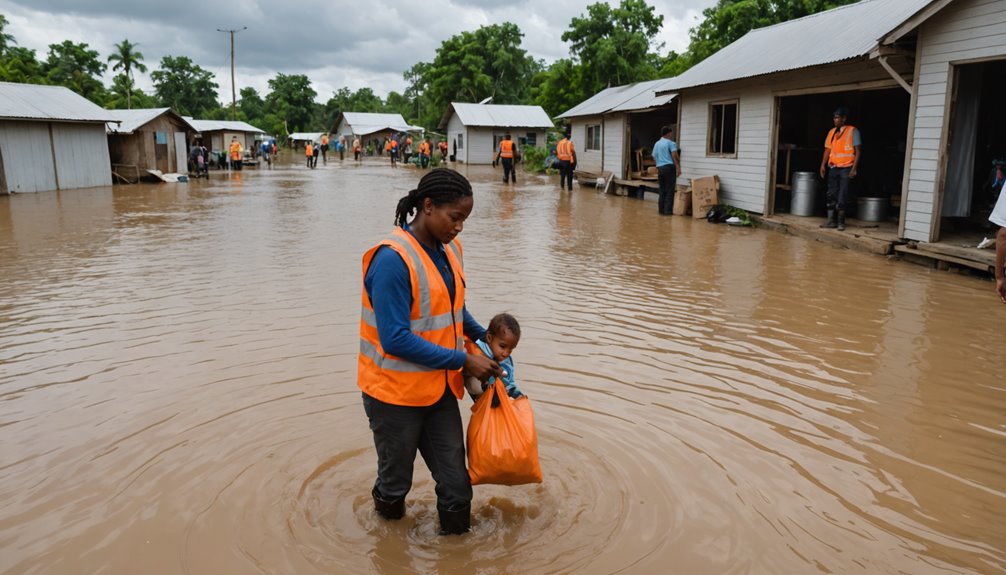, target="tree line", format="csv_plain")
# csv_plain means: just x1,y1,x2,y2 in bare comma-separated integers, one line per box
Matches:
0,0,856,141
